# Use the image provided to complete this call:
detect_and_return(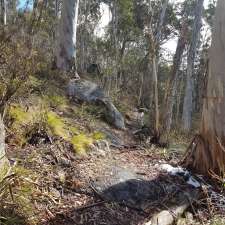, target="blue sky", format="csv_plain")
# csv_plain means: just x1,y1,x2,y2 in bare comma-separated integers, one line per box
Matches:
18,0,33,9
